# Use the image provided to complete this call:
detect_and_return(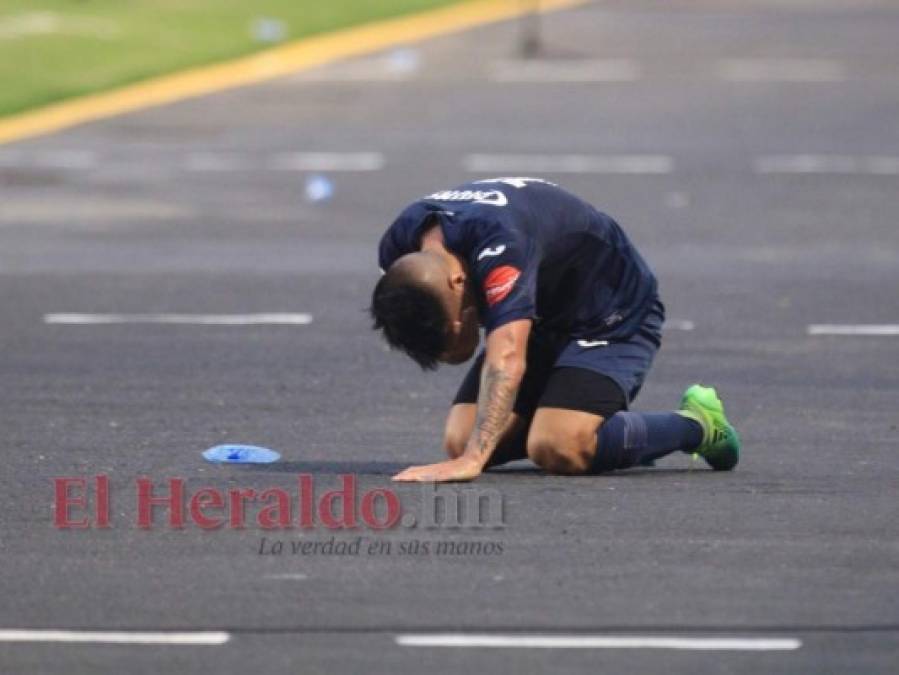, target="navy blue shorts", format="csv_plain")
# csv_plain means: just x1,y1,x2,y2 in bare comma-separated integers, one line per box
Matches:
453,299,664,419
